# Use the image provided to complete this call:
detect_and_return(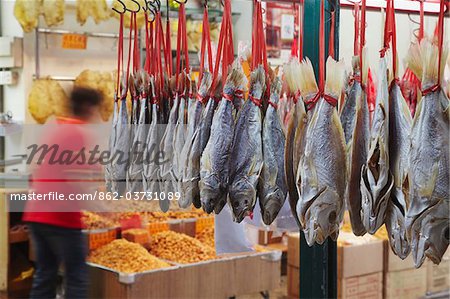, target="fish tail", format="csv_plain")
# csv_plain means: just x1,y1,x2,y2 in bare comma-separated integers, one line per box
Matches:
250,65,266,97
299,58,319,99
284,58,302,95
405,42,423,82
270,77,282,98
420,39,448,88
324,57,345,100
199,71,213,97
351,56,360,73
225,59,248,92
